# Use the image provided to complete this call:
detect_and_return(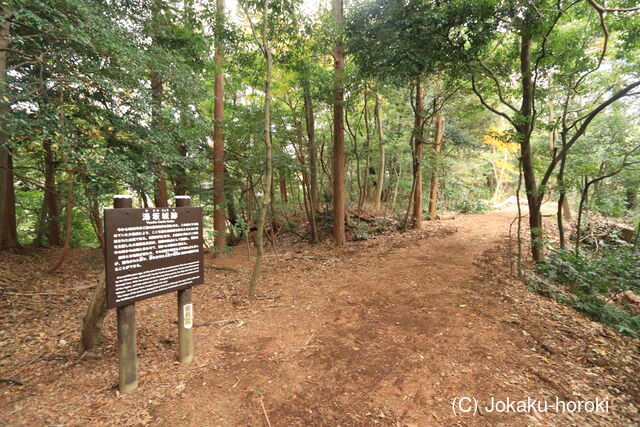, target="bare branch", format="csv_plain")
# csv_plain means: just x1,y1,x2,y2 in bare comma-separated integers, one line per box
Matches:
587,0,640,12
471,75,516,127
478,60,518,112
539,79,640,194
241,4,265,55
